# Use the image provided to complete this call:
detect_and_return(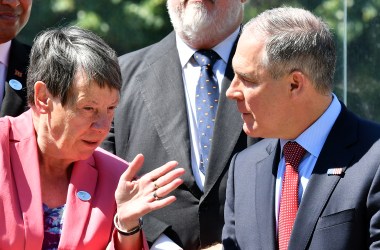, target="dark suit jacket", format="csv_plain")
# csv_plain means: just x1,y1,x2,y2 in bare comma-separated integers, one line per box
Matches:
102,31,256,249
0,39,31,117
223,105,380,250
